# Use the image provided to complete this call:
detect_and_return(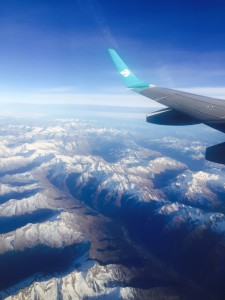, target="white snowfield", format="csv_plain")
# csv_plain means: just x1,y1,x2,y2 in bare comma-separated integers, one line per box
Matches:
2,261,138,300
0,212,85,254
